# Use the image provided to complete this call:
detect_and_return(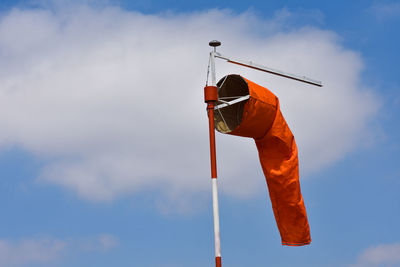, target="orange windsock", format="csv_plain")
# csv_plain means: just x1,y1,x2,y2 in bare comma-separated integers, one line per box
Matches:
215,74,311,246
